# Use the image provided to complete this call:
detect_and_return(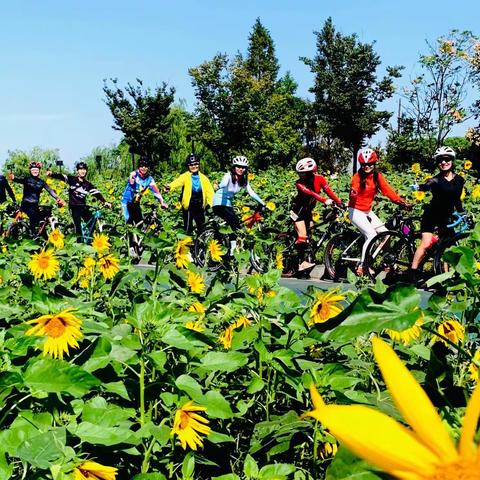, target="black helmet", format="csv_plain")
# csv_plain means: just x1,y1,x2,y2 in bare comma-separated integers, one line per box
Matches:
138,156,150,168
185,153,200,167
76,161,88,170
29,161,42,169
